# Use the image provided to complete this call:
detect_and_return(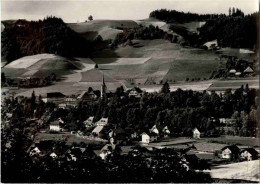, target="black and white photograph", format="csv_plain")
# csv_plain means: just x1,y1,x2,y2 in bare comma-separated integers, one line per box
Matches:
1,0,259,183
